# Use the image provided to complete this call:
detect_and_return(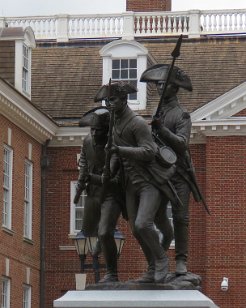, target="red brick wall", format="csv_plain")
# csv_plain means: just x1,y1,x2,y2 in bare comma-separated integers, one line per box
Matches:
203,136,246,308
45,135,246,308
0,114,42,308
126,0,171,12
